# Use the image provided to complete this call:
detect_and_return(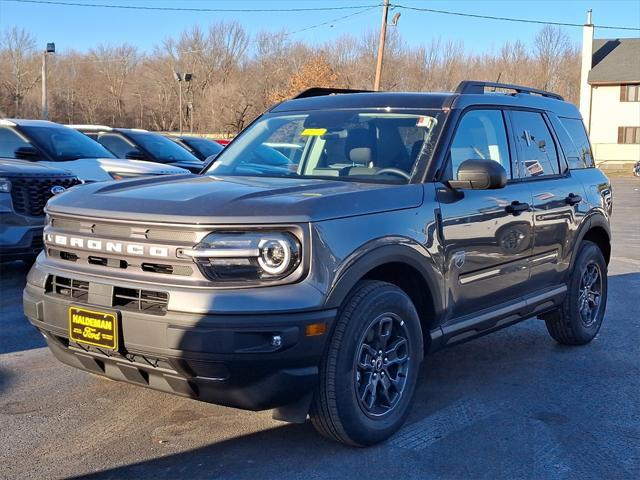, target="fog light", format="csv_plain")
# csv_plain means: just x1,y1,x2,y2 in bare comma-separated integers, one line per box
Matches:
271,335,283,348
